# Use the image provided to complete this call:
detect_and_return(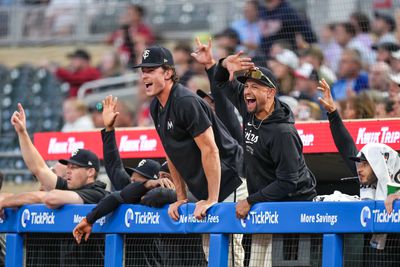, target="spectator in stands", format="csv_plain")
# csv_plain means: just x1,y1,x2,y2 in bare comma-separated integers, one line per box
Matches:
368,61,391,93
214,28,242,56
319,23,342,73
390,49,400,72
113,100,135,128
98,51,123,78
318,79,400,264
230,0,262,56
53,49,101,97
268,48,299,95
299,45,336,86
61,98,95,132
350,11,374,52
334,22,374,67
331,48,369,101
215,51,317,267
294,99,321,121
258,0,317,55
340,92,376,119
134,45,246,266
373,42,400,64
173,43,195,86
106,4,154,68
388,73,400,99
1,103,108,215
372,11,397,46
89,104,104,128
186,75,210,94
